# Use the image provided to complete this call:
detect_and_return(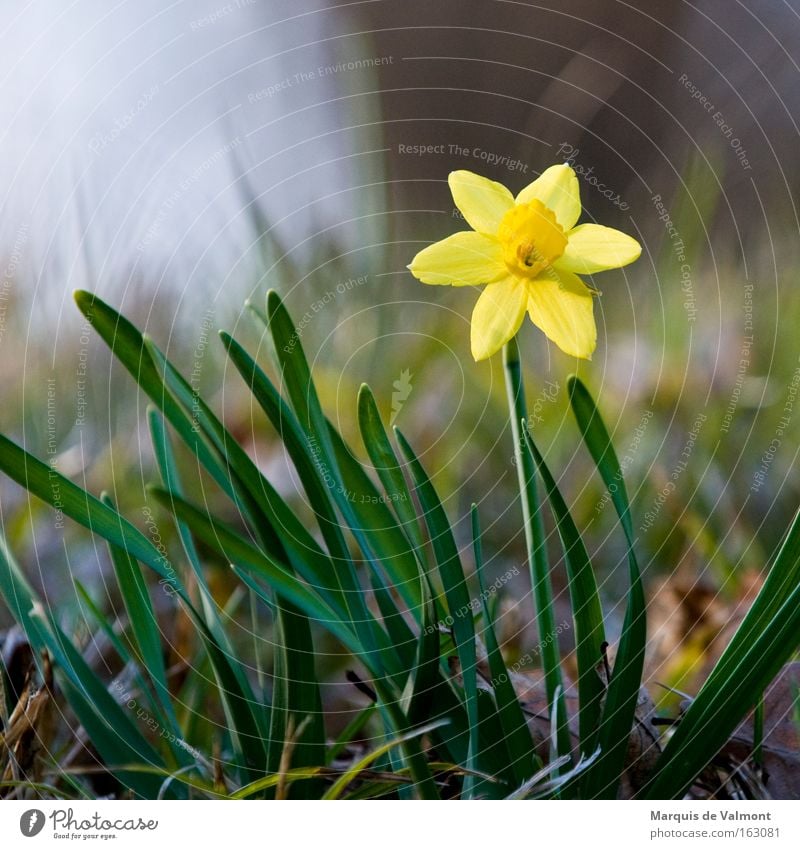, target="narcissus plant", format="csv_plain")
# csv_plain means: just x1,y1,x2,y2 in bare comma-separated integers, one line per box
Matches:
408,165,641,360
